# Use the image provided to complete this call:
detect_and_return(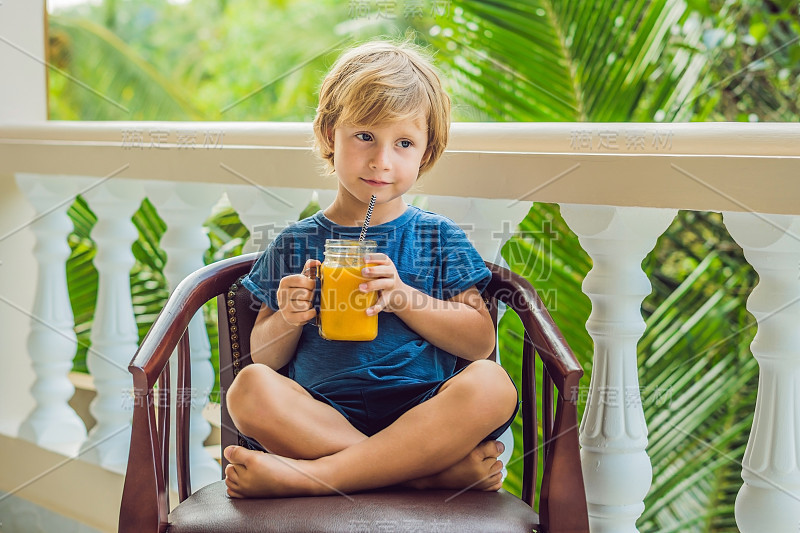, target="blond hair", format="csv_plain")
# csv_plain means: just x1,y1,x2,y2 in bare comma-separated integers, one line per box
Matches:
313,40,451,176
